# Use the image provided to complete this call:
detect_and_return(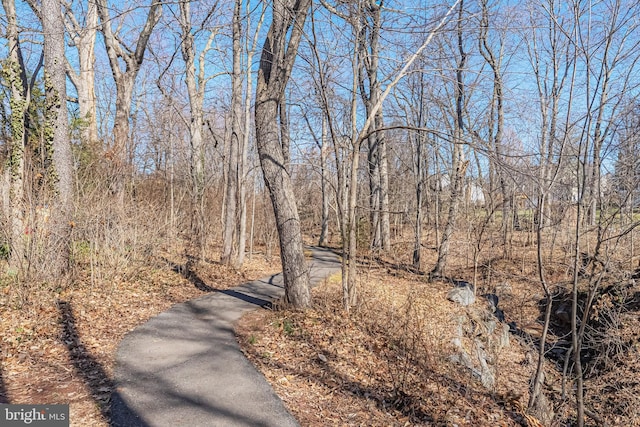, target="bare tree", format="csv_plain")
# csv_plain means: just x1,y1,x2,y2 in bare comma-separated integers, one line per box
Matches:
357,0,390,252
221,0,243,266
318,113,330,247
321,0,461,309
96,0,162,202
63,0,99,146
431,0,468,278
176,0,219,261
477,0,512,255
522,0,578,422
255,0,313,307
564,1,640,423
237,0,267,266
395,68,430,270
